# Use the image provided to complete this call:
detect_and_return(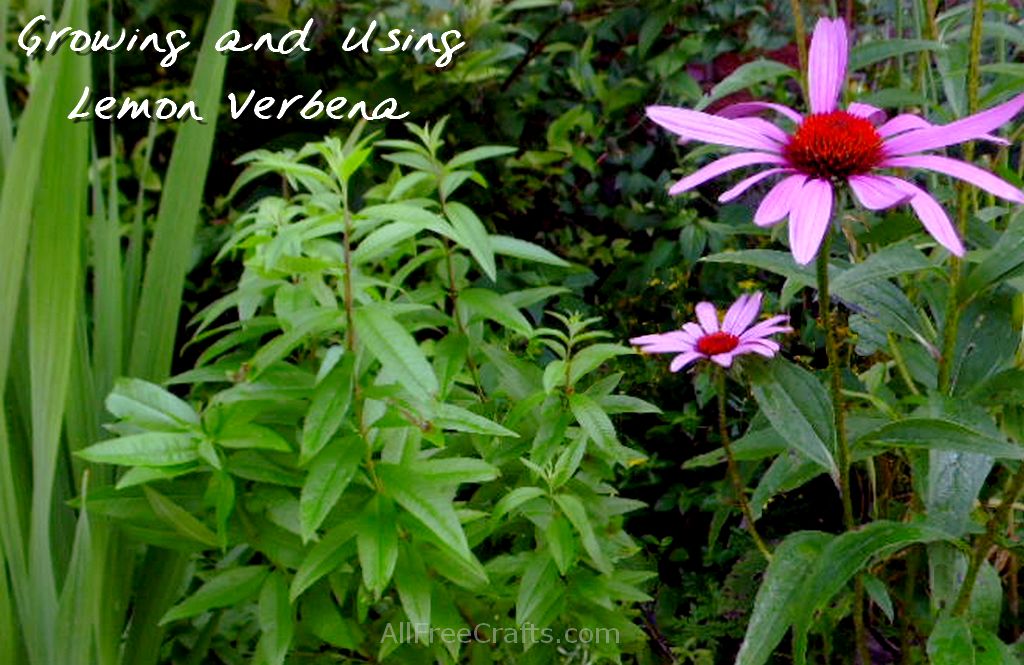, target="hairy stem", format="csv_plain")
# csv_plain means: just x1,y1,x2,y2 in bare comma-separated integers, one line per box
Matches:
816,235,853,528
816,232,869,663
341,182,356,352
790,0,808,96
715,367,772,561
937,0,985,393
